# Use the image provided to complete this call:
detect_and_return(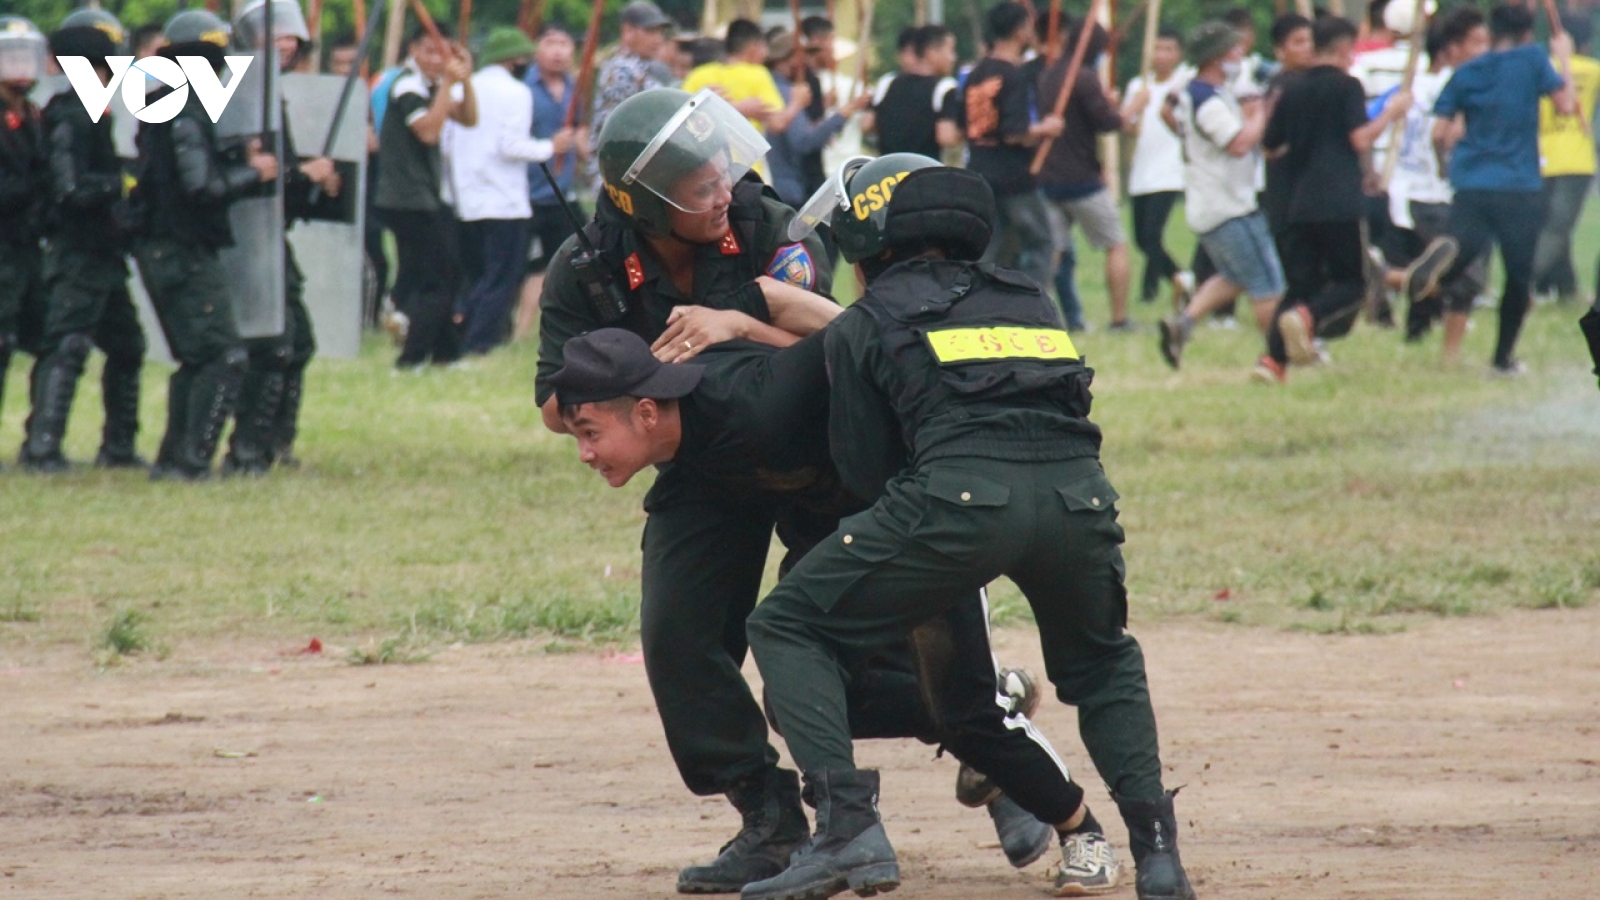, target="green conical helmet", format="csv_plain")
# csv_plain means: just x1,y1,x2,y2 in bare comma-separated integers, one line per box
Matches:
59,7,126,52
829,153,941,262
597,87,770,238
